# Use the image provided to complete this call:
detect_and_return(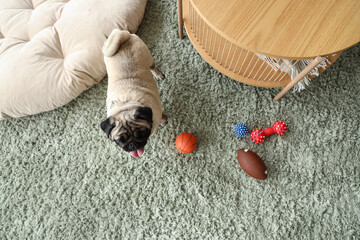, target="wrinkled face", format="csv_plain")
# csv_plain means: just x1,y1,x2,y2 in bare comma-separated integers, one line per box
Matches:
100,107,153,154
